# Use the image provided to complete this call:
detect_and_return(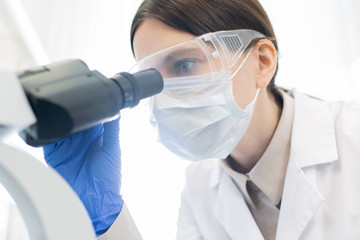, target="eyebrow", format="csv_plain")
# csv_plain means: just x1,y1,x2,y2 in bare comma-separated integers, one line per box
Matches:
161,47,204,63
